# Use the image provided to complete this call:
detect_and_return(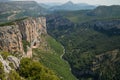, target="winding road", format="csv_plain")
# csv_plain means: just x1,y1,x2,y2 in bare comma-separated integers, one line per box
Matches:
60,45,71,71
60,45,79,80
